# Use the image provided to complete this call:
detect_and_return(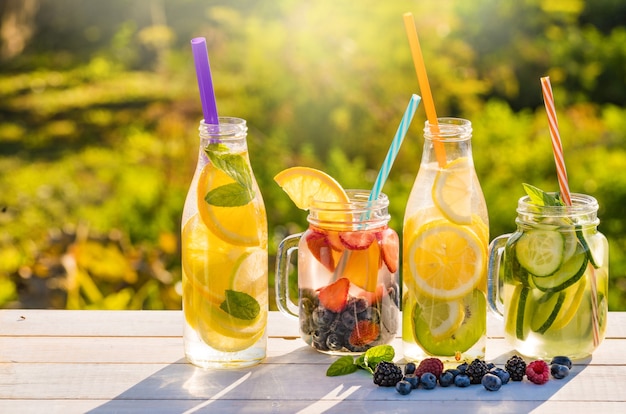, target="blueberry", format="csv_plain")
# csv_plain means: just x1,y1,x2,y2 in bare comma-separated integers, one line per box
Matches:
312,307,335,326
481,373,502,391
340,310,357,330
404,362,416,375
490,368,510,385
420,372,437,390
396,380,412,395
445,368,460,378
403,374,419,389
454,374,471,388
456,362,468,374
550,356,572,370
439,371,455,387
486,362,496,371
550,364,570,379
326,333,343,351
